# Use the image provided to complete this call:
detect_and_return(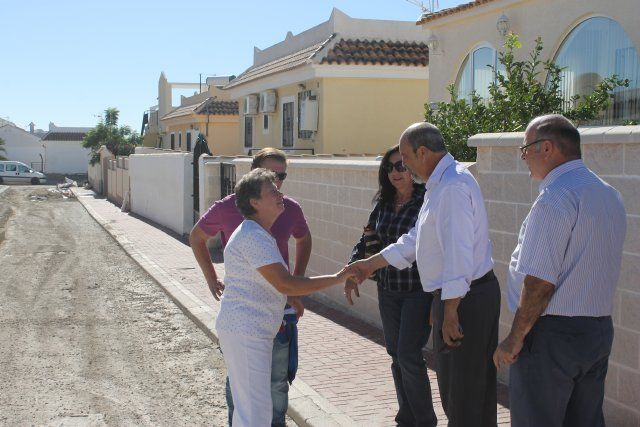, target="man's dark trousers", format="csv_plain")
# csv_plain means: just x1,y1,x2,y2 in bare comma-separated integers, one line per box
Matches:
510,315,614,427
432,276,500,427
378,286,437,427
